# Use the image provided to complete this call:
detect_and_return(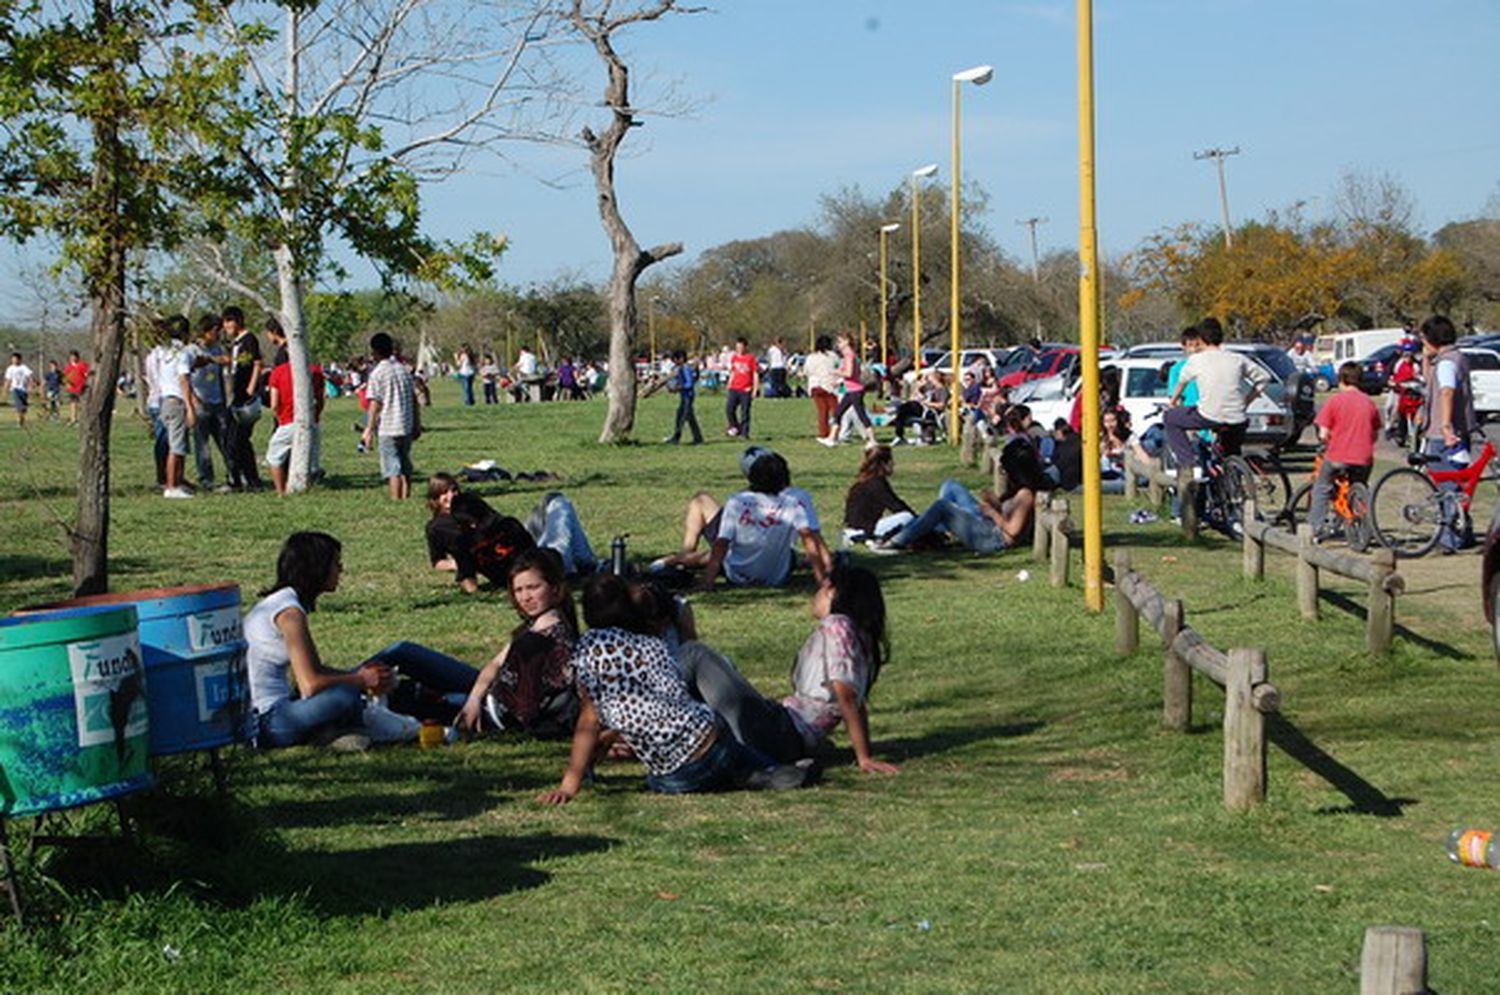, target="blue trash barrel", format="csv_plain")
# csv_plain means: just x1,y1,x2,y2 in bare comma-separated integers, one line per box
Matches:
0,605,155,816
20,585,250,756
